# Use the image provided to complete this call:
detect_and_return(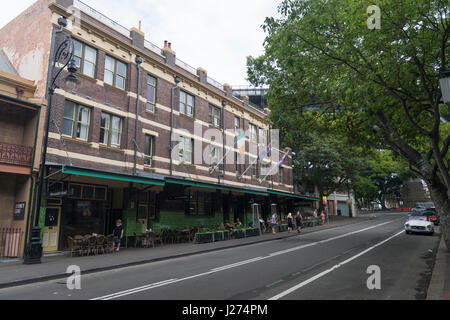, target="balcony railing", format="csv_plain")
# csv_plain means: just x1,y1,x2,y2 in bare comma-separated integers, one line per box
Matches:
0,142,33,167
